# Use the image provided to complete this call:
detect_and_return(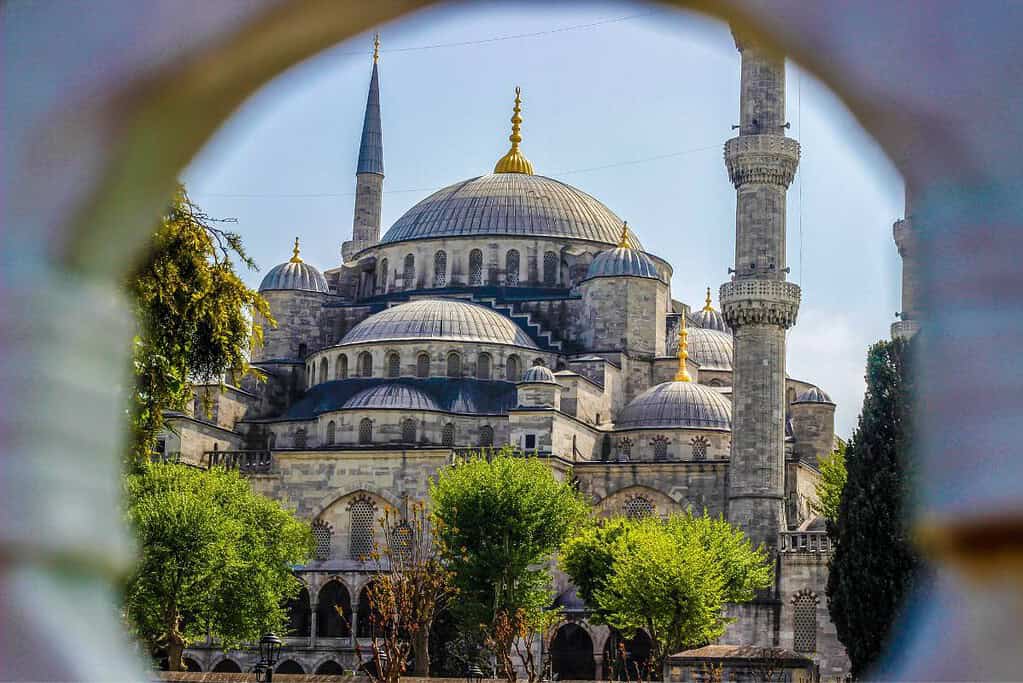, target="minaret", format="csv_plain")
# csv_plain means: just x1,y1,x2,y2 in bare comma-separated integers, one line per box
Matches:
719,31,801,555
892,185,921,339
342,34,384,263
